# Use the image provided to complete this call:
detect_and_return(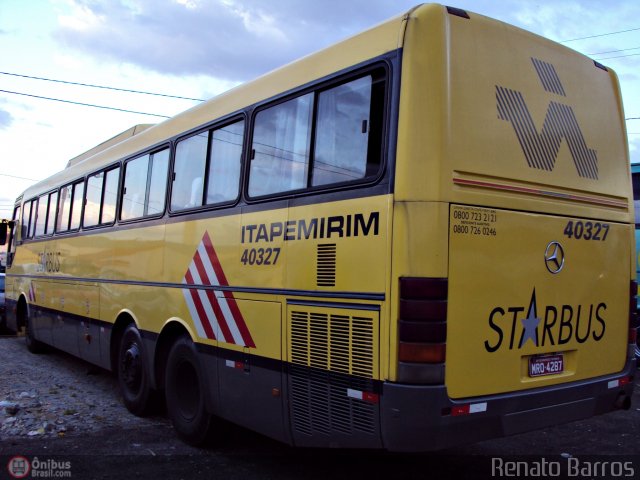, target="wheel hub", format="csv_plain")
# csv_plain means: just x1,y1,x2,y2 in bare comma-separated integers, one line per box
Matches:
121,343,141,389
